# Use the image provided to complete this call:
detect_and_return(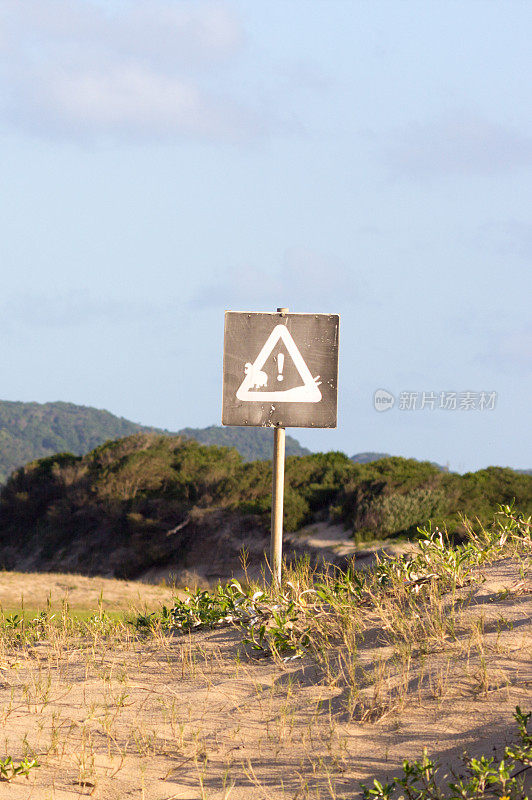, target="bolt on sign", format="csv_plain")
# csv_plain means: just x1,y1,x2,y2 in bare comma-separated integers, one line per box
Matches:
222,311,340,428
